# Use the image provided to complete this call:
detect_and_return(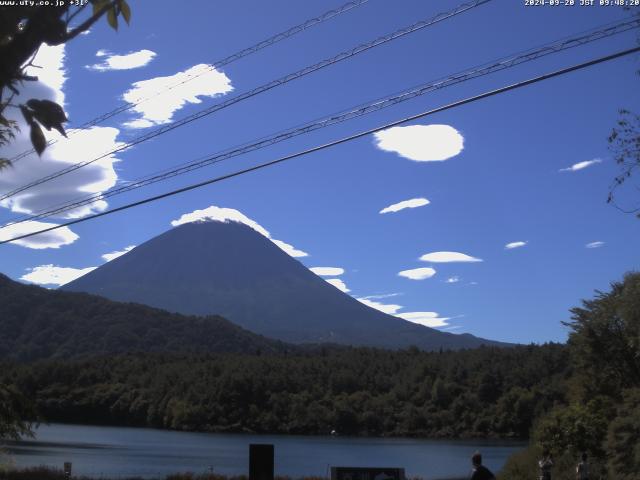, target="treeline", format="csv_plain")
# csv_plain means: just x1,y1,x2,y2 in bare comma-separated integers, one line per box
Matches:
0,274,287,361
1,343,569,439
499,272,640,479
